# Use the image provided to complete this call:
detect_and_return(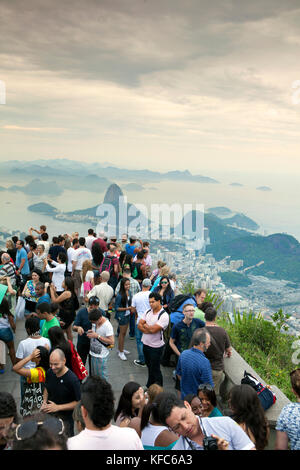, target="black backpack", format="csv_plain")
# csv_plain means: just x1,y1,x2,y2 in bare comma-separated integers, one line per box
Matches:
169,294,193,312
99,255,115,275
